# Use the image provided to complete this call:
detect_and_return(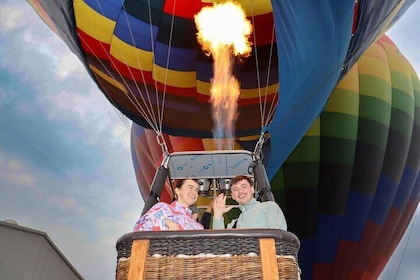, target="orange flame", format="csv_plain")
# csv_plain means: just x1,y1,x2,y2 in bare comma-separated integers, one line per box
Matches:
195,2,252,149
